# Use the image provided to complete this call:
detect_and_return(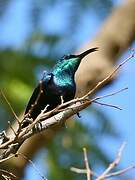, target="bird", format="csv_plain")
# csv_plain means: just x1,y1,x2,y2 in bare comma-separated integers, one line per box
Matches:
22,47,98,127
